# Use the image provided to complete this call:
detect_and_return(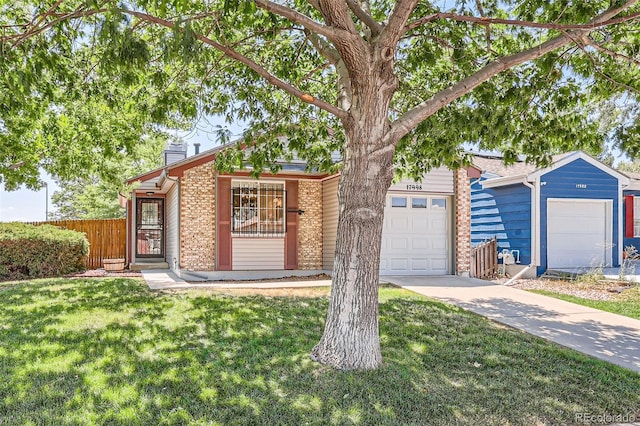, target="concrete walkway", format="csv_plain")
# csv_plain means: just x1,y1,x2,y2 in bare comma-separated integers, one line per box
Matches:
141,269,332,290
383,276,640,374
